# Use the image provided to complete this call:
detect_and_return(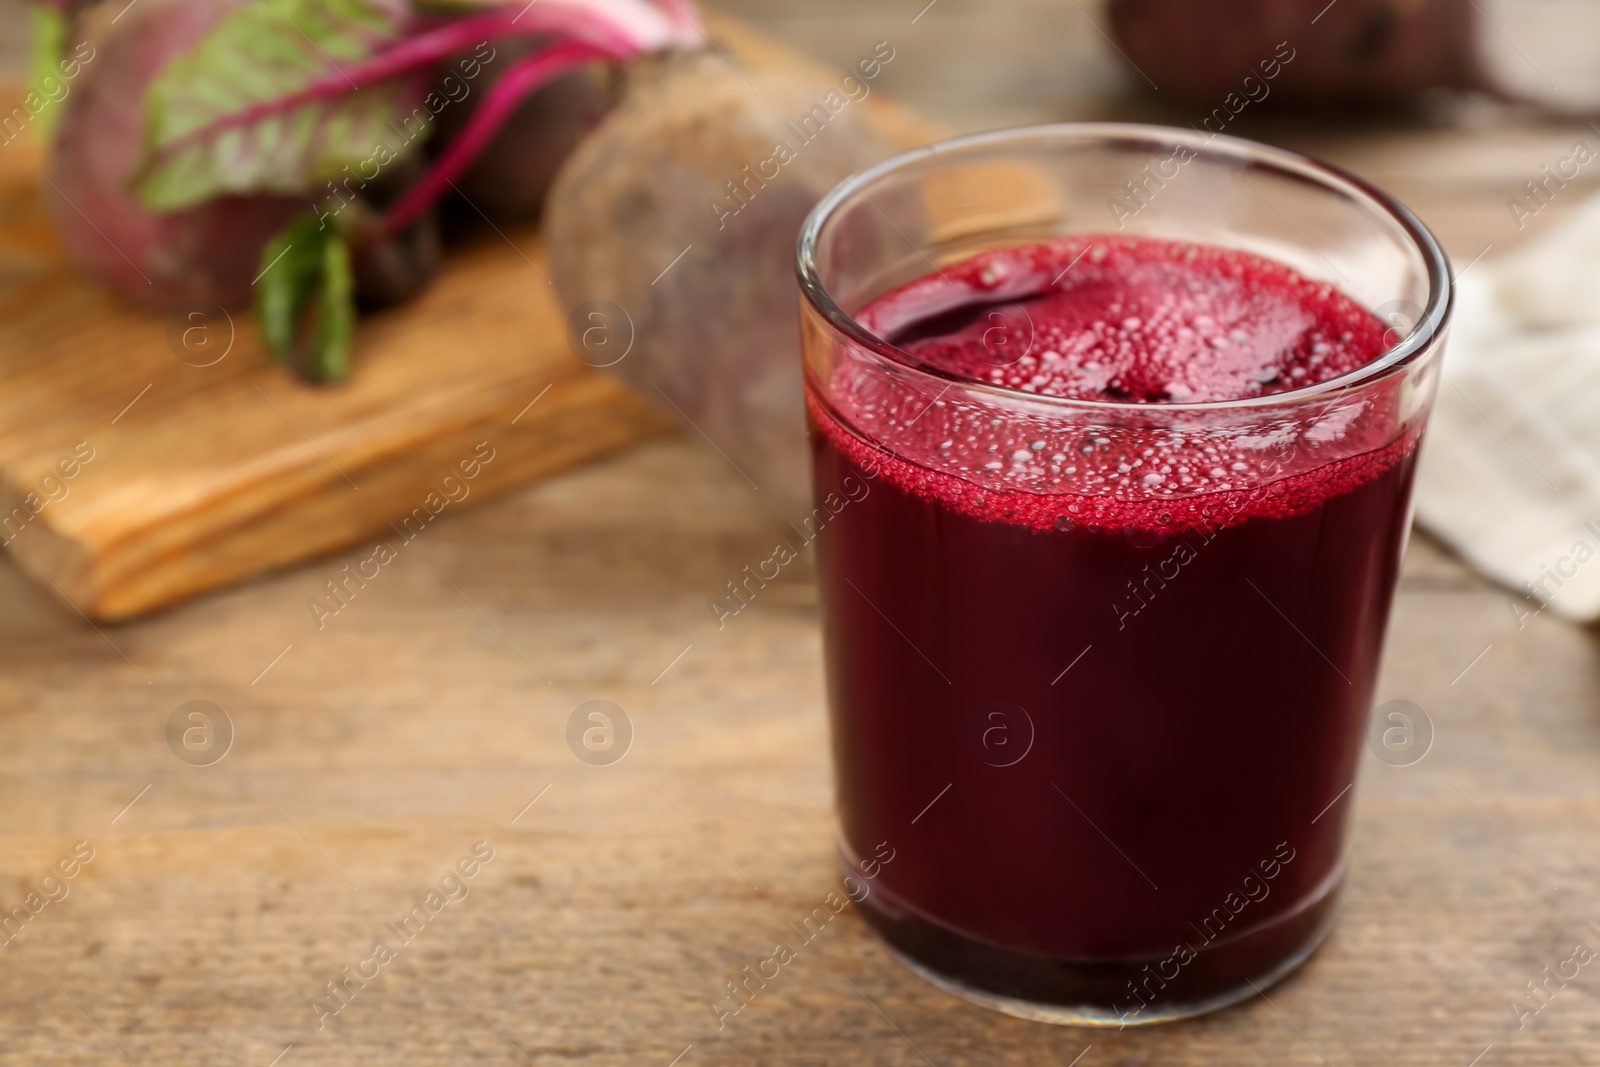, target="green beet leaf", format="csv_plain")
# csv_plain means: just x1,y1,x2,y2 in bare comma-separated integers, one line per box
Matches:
26,6,69,140
133,0,425,211
254,212,356,383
